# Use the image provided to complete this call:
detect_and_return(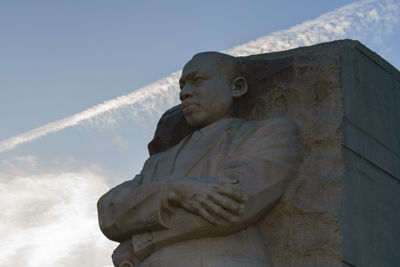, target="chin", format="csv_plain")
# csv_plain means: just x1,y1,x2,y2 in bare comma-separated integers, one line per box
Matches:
184,114,205,127
186,118,202,127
